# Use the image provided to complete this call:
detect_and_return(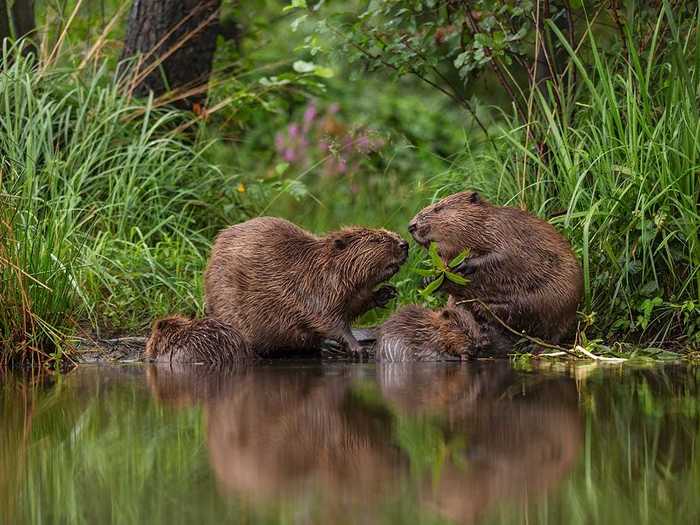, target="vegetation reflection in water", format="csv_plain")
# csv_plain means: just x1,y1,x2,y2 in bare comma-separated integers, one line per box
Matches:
1,362,699,525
